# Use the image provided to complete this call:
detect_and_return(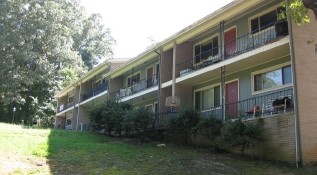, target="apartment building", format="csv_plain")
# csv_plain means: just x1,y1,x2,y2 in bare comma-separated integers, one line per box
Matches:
55,59,128,131
55,0,317,164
